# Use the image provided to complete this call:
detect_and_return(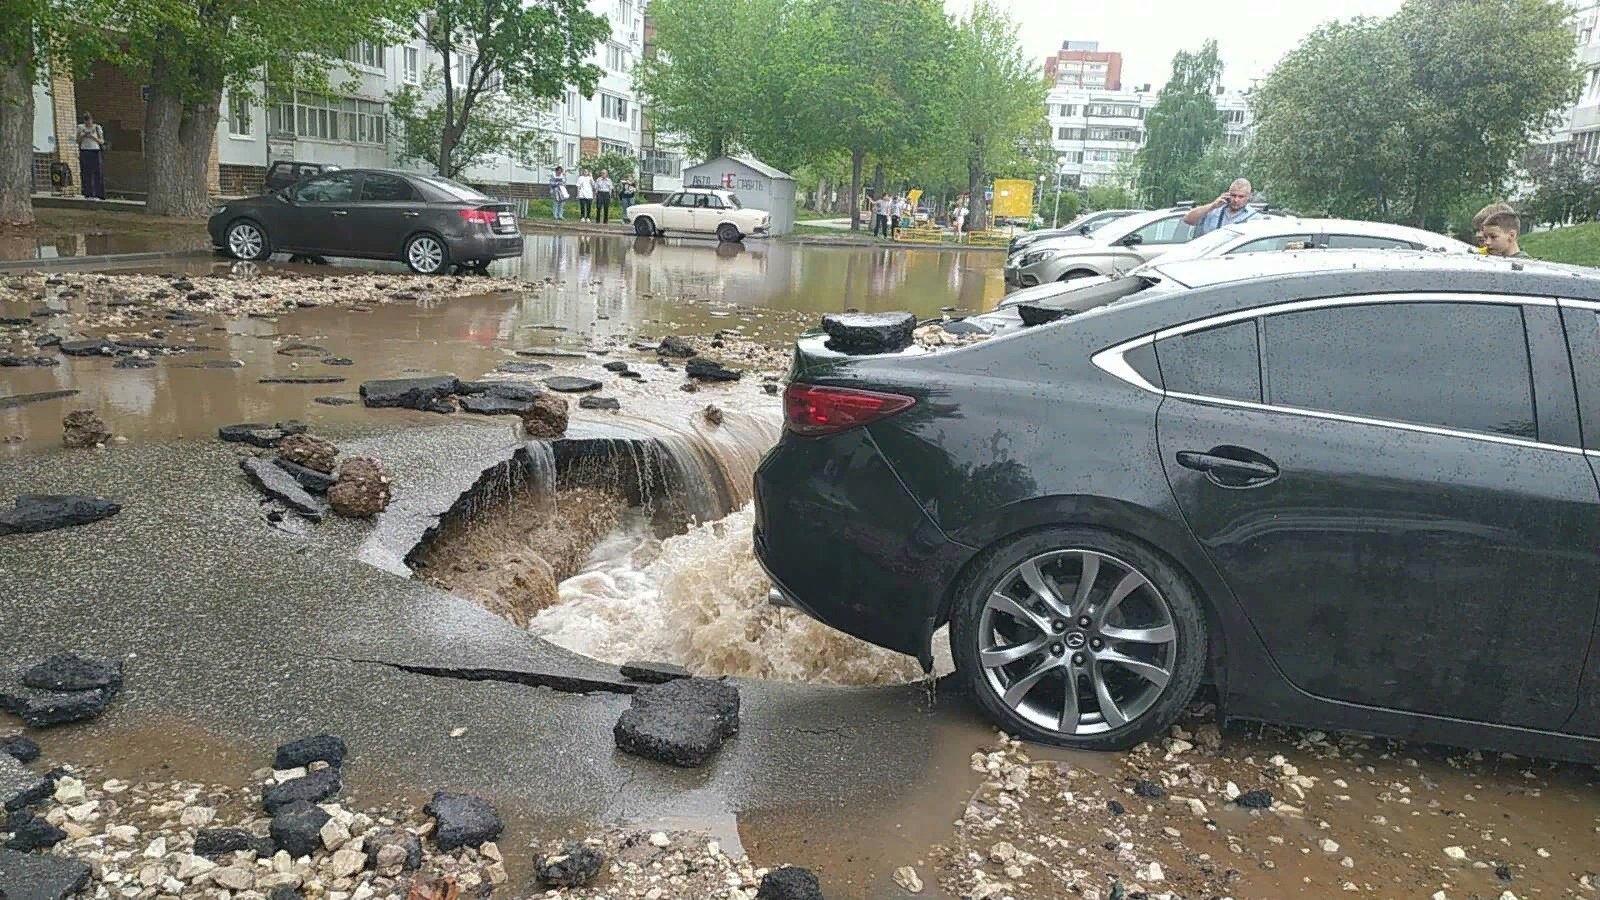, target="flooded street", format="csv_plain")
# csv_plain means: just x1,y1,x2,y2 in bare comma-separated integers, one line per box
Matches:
5,231,1600,900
